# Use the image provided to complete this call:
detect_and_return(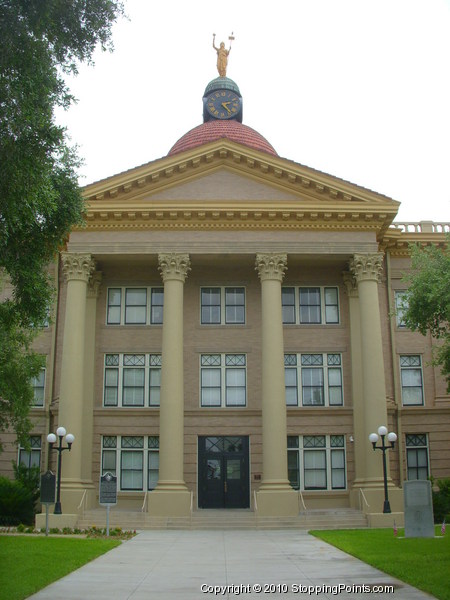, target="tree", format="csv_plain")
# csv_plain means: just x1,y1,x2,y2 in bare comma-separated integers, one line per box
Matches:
402,239,450,391
0,0,124,446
